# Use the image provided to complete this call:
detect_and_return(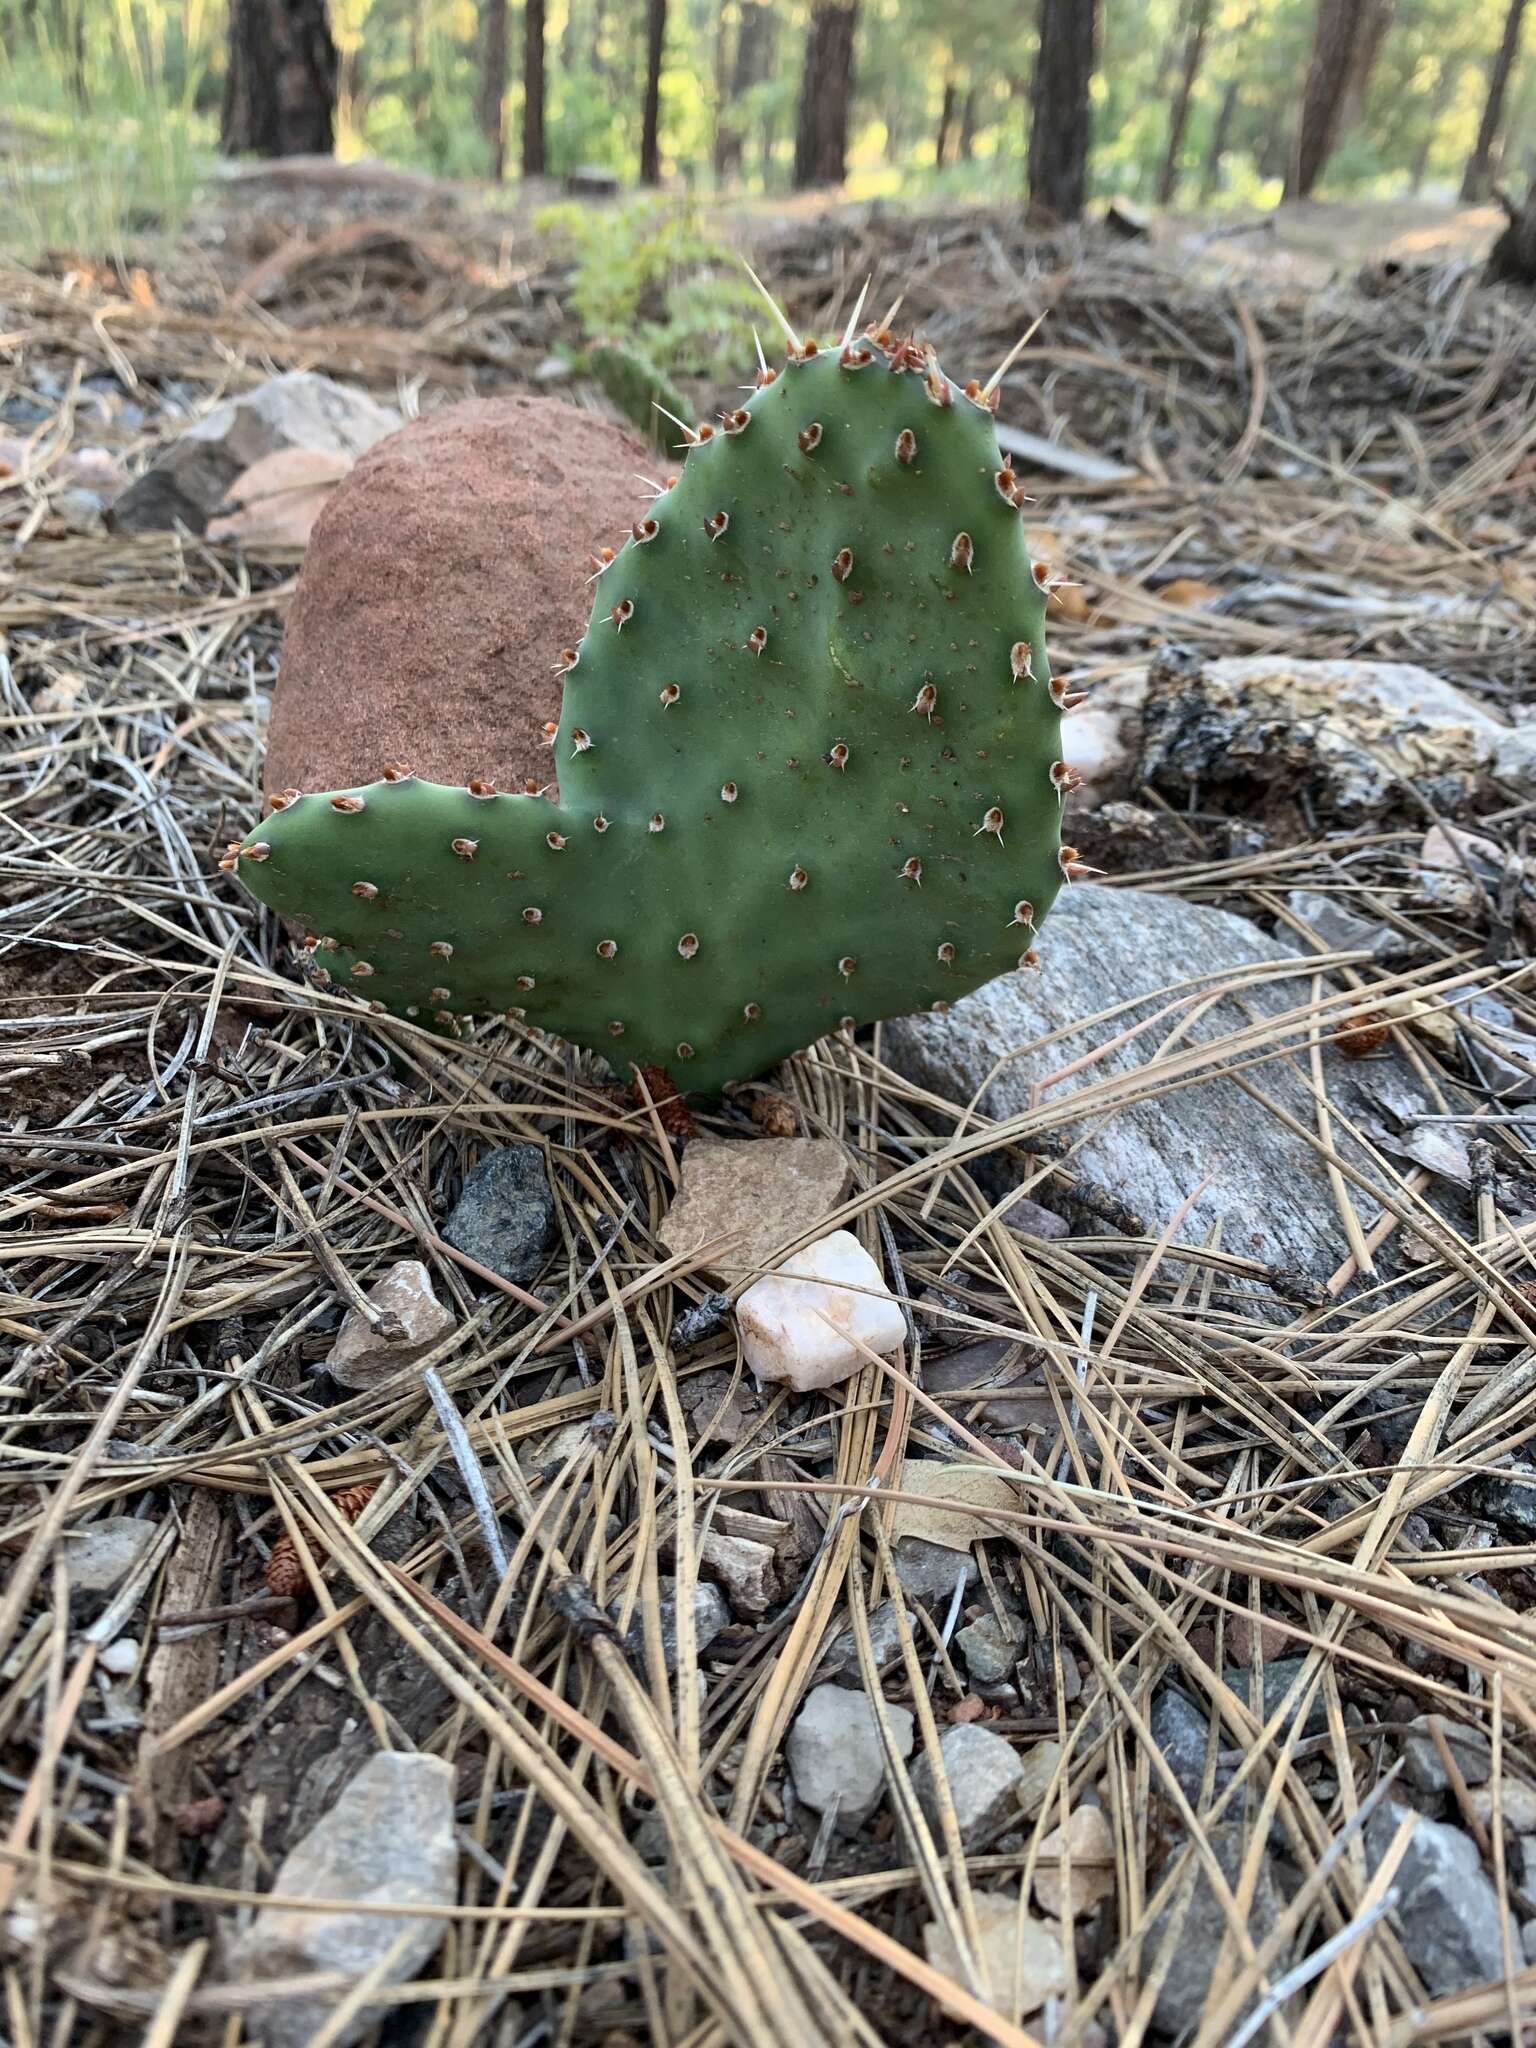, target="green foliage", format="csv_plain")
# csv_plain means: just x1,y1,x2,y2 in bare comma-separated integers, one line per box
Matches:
234,330,1068,1093
585,339,690,450
0,0,215,260
535,197,761,375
